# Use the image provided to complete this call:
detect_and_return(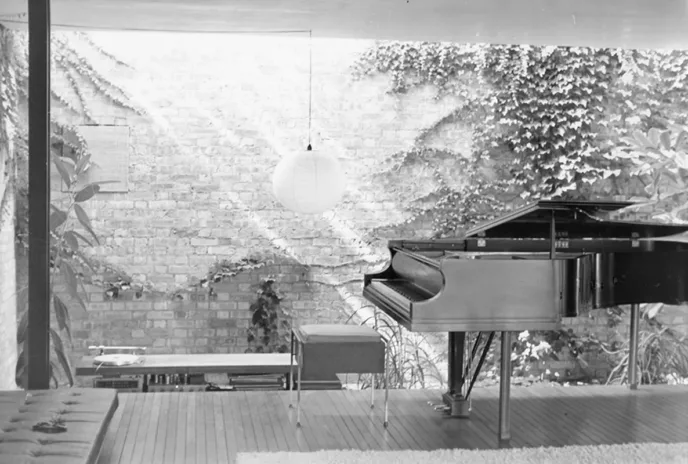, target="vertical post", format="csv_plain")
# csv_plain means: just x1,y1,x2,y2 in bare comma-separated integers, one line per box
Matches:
296,342,302,427
370,371,375,408
289,330,294,404
629,303,640,390
26,0,52,391
498,331,512,445
447,332,466,395
383,341,389,428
